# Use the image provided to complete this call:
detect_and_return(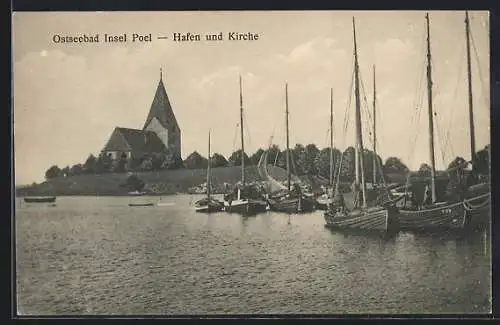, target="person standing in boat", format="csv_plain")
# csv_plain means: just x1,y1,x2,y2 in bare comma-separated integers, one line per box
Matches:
422,184,432,207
